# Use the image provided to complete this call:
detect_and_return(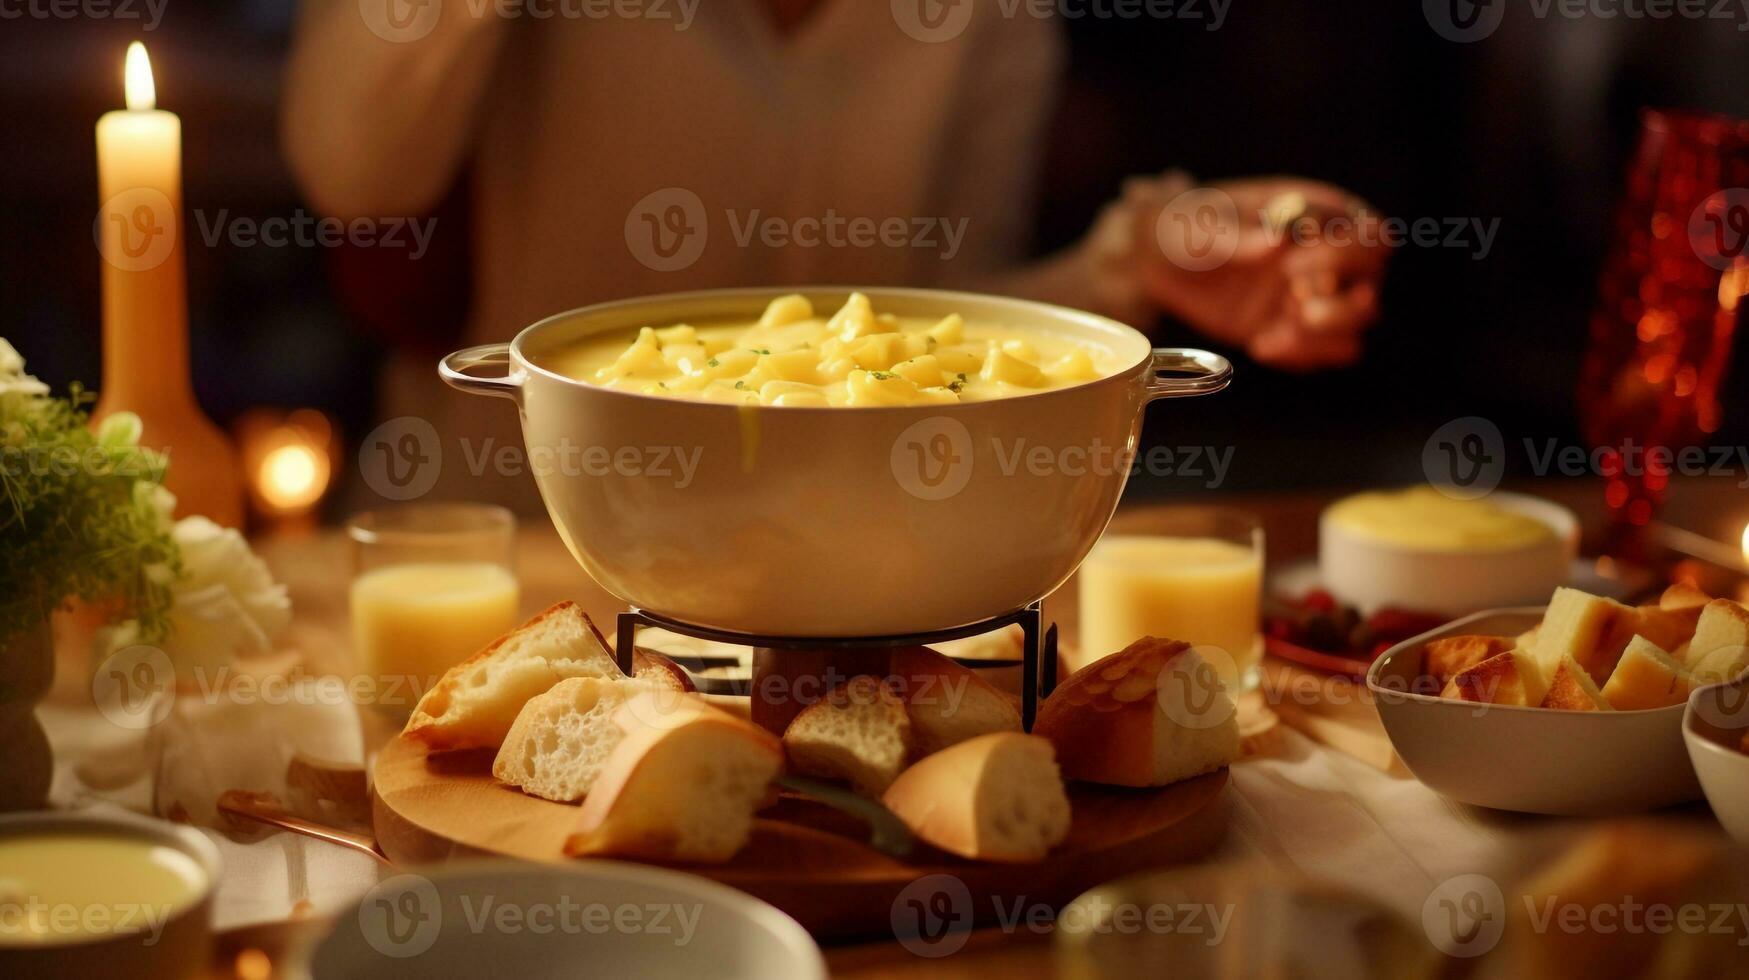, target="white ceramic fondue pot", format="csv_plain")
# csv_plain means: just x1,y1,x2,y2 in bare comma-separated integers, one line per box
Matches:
440,287,1231,637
